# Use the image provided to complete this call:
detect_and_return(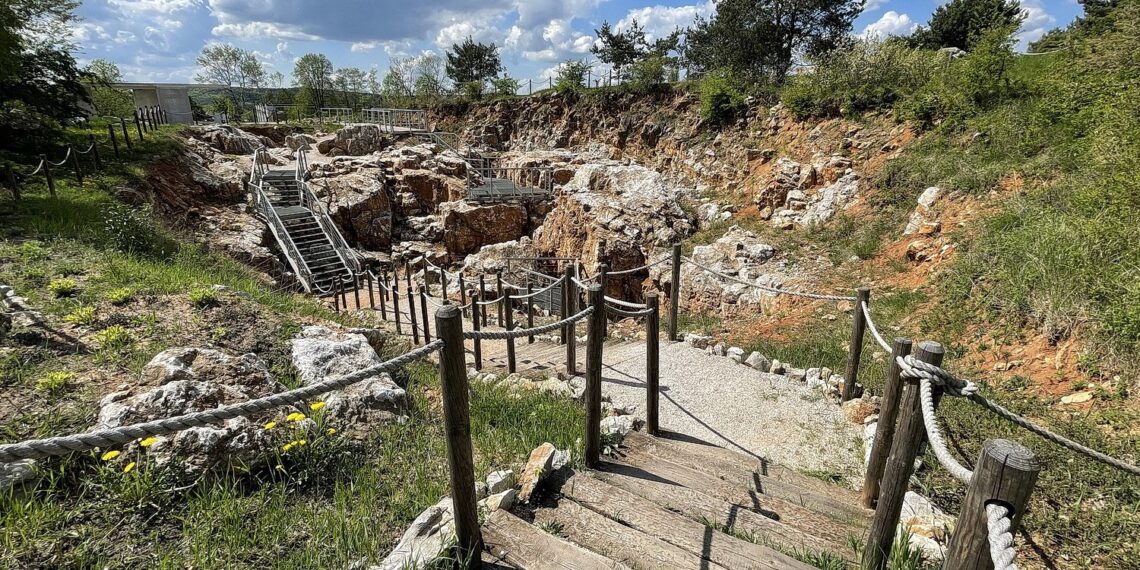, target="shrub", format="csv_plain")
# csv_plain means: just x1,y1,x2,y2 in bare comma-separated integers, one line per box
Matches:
188,287,219,309
35,371,74,393
48,277,80,297
92,325,132,350
102,202,174,258
489,76,520,97
64,306,97,326
106,287,134,306
697,69,745,126
554,60,591,94
627,56,670,91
